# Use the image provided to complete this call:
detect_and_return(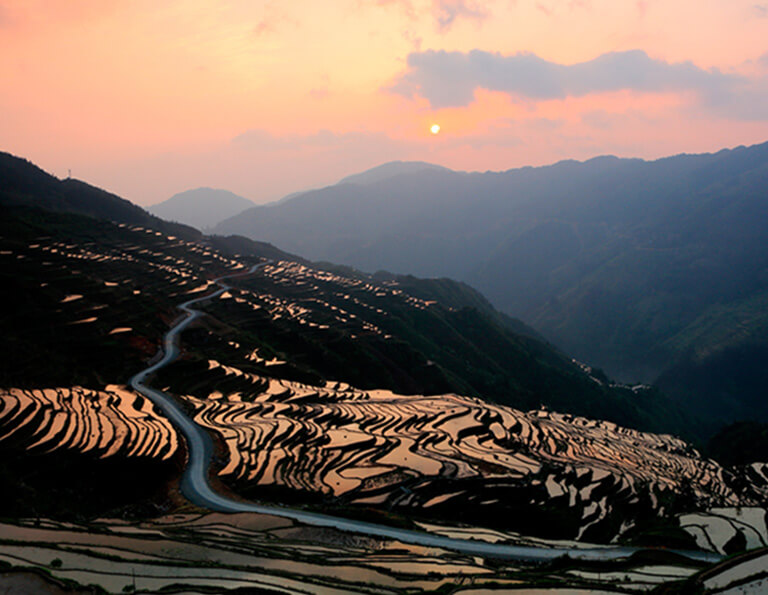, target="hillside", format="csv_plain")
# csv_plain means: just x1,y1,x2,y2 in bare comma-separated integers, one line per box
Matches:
0,151,201,241
1,203,762,546
0,202,685,436
0,154,689,434
337,160,453,186
213,142,768,432
149,187,255,230
2,160,767,593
